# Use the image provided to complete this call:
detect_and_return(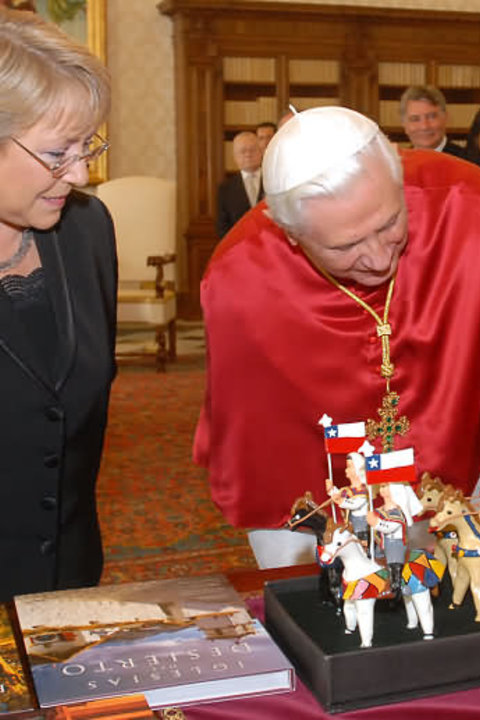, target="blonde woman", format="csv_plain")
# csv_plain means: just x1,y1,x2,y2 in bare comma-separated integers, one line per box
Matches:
0,7,116,600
